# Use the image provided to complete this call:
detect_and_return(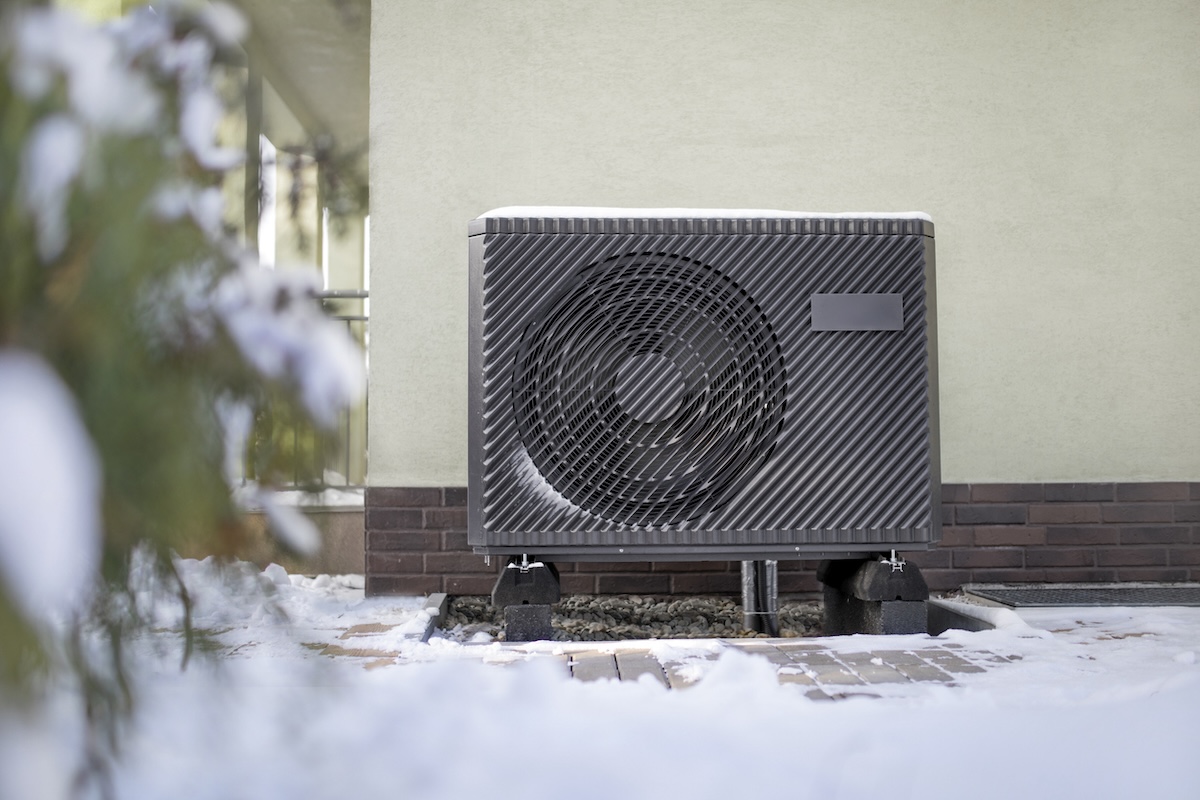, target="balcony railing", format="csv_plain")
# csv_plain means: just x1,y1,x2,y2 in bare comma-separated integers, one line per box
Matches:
244,289,368,492
313,289,368,489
